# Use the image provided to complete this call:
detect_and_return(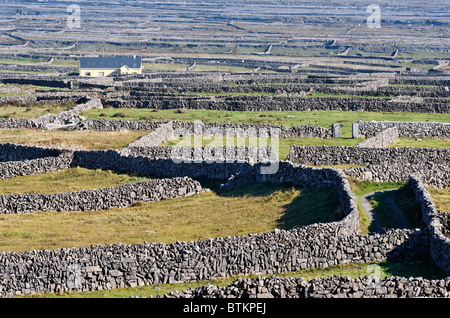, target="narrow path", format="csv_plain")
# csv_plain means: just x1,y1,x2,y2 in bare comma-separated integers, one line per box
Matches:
384,192,411,229
361,189,411,234
360,193,384,234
